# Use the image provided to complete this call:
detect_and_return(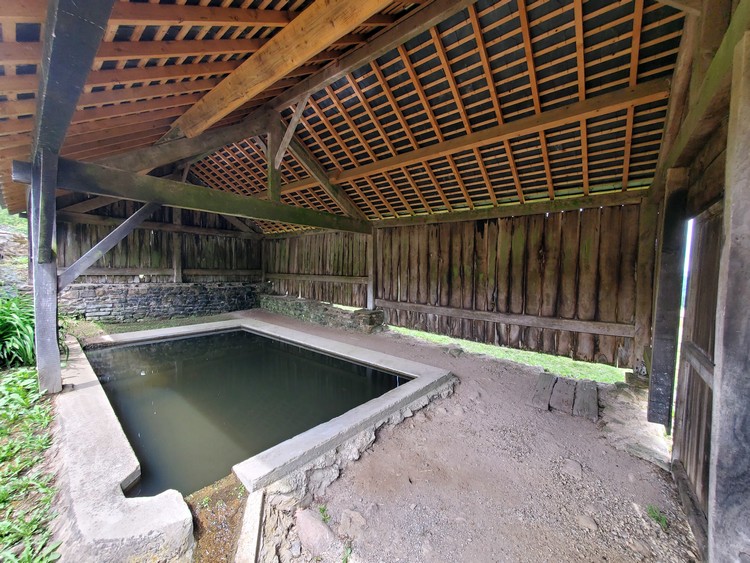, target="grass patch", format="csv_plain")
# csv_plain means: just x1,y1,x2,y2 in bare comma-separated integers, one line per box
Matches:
646,504,669,531
0,368,58,561
0,208,26,234
389,326,626,384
